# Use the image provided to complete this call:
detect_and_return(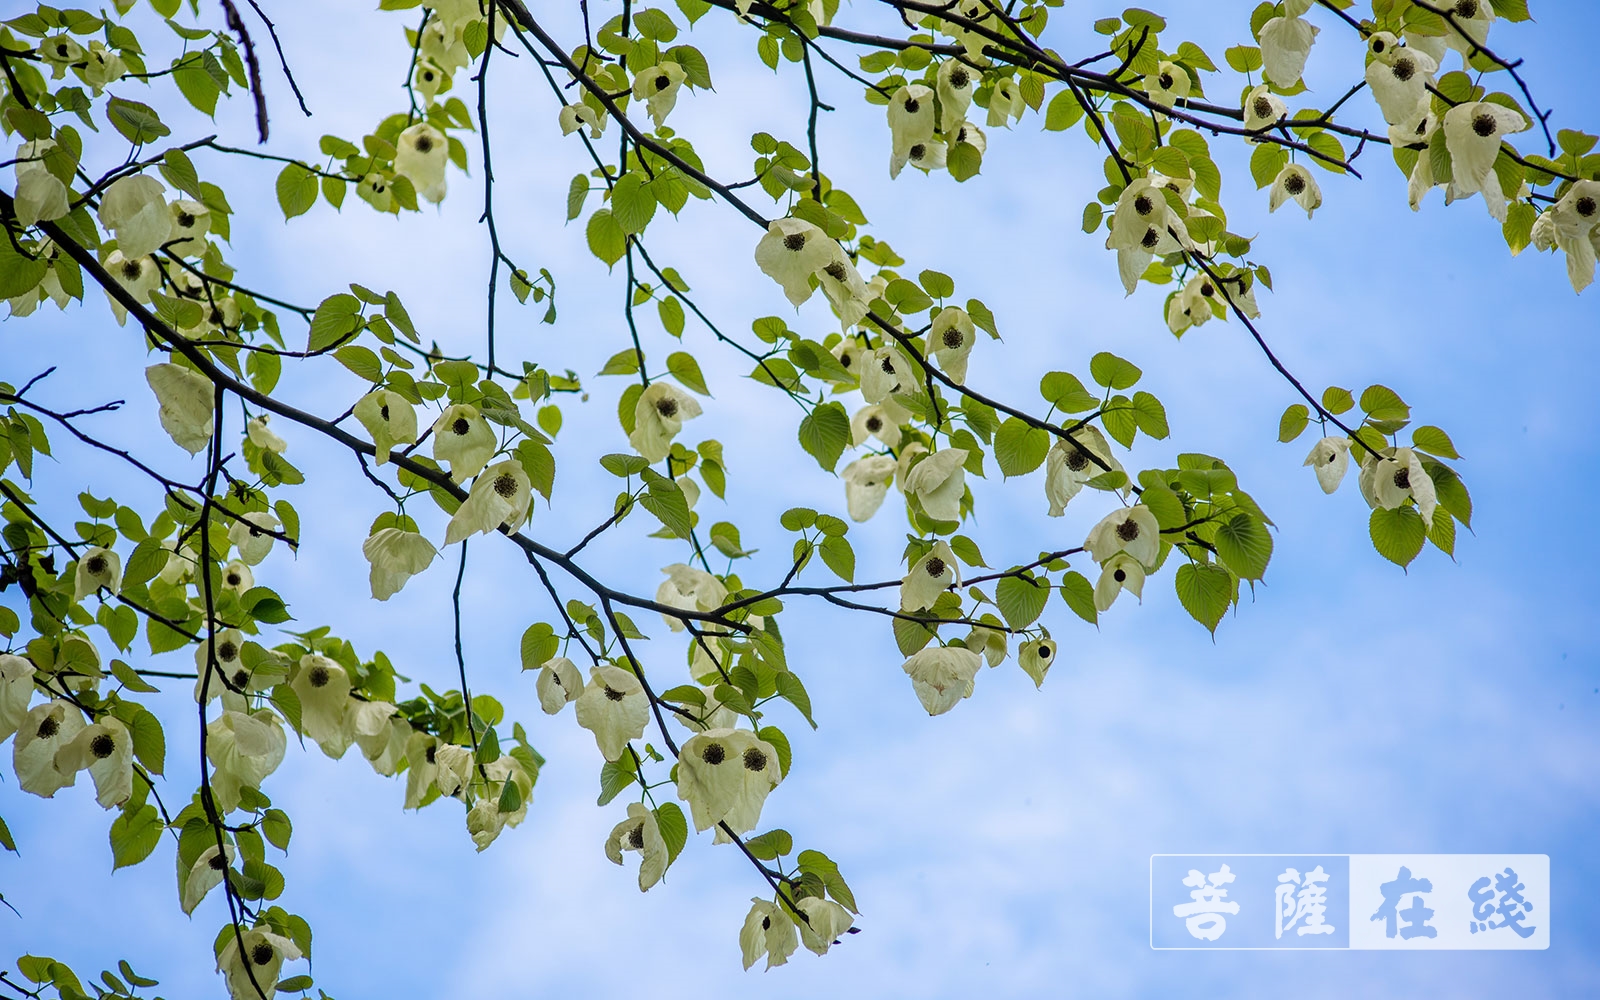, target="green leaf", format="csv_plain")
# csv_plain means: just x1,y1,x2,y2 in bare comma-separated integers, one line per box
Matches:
1321,386,1354,415
796,402,849,472
1044,88,1085,130
994,417,1049,477
1040,371,1099,413
307,293,362,353
262,809,292,851
658,295,685,337
1360,383,1410,422
744,829,793,860
519,622,559,671
585,208,628,267
819,534,854,582
774,671,816,728
1089,351,1141,389
1411,425,1459,459
129,709,165,775
0,813,13,852
597,759,636,806
610,173,657,235
106,97,170,144
275,163,318,220
1214,514,1272,581
1131,391,1169,439
995,573,1050,629
1174,562,1232,634
1278,403,1310,442
892,613,938,656
666,351,709,395
918,269,955,299
655,801,688,863
1369,506,1426,568
109,804,162,870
